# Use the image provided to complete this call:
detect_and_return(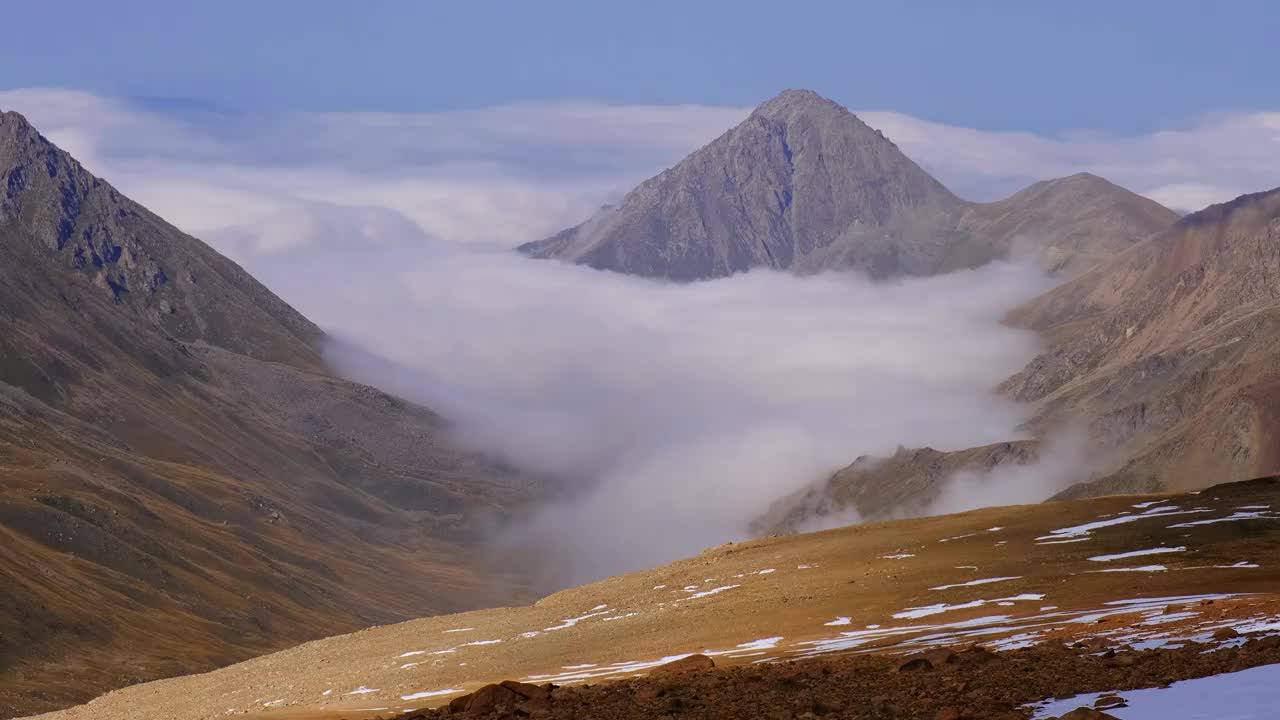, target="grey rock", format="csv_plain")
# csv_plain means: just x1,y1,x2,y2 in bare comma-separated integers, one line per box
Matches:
521,90,1176,281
